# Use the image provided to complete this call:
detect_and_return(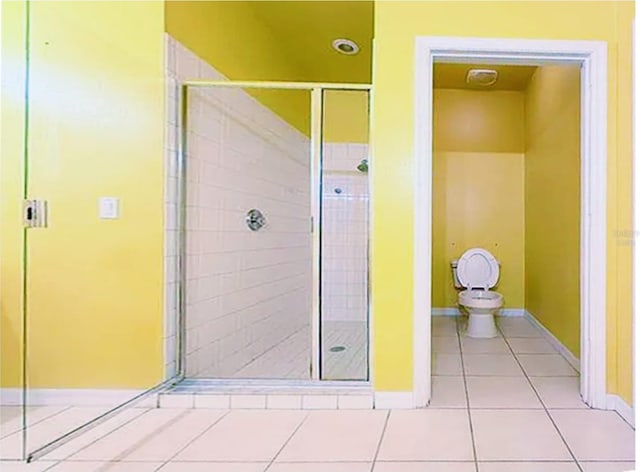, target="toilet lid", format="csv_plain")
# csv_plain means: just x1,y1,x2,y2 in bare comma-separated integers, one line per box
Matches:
456,248,499,289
